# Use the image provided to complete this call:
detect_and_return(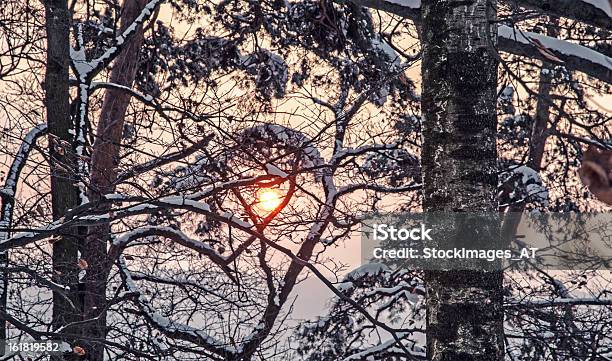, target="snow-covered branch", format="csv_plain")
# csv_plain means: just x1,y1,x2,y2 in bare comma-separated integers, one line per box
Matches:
333,0,421,19
507,297,612,308
342,335,426,361
0,124,47,201
109,225,234,280
0,124,47,240
70,0,164,82
0,193,254,252
498,25,612,84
